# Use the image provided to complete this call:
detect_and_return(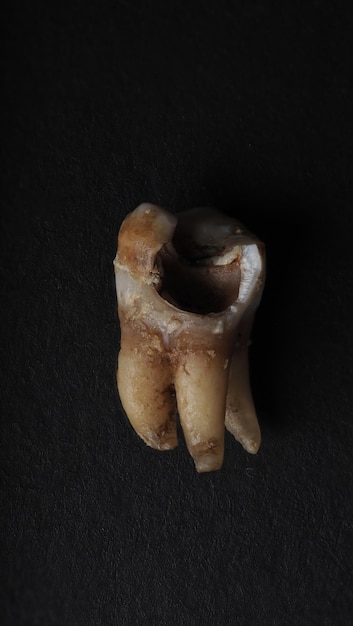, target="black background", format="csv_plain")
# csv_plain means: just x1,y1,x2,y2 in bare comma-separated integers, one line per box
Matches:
2,1,353,624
